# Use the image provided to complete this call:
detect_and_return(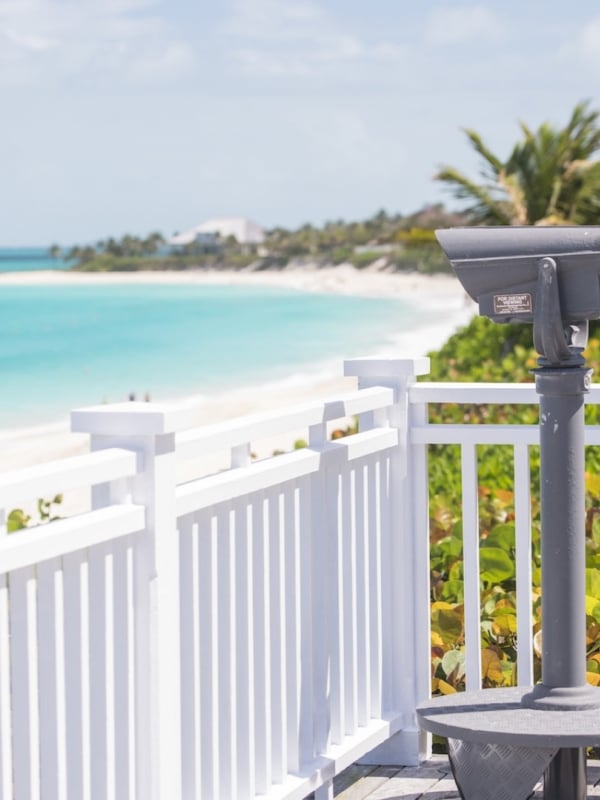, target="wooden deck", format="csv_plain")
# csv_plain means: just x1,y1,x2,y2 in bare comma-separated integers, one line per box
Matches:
325,755,600,798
